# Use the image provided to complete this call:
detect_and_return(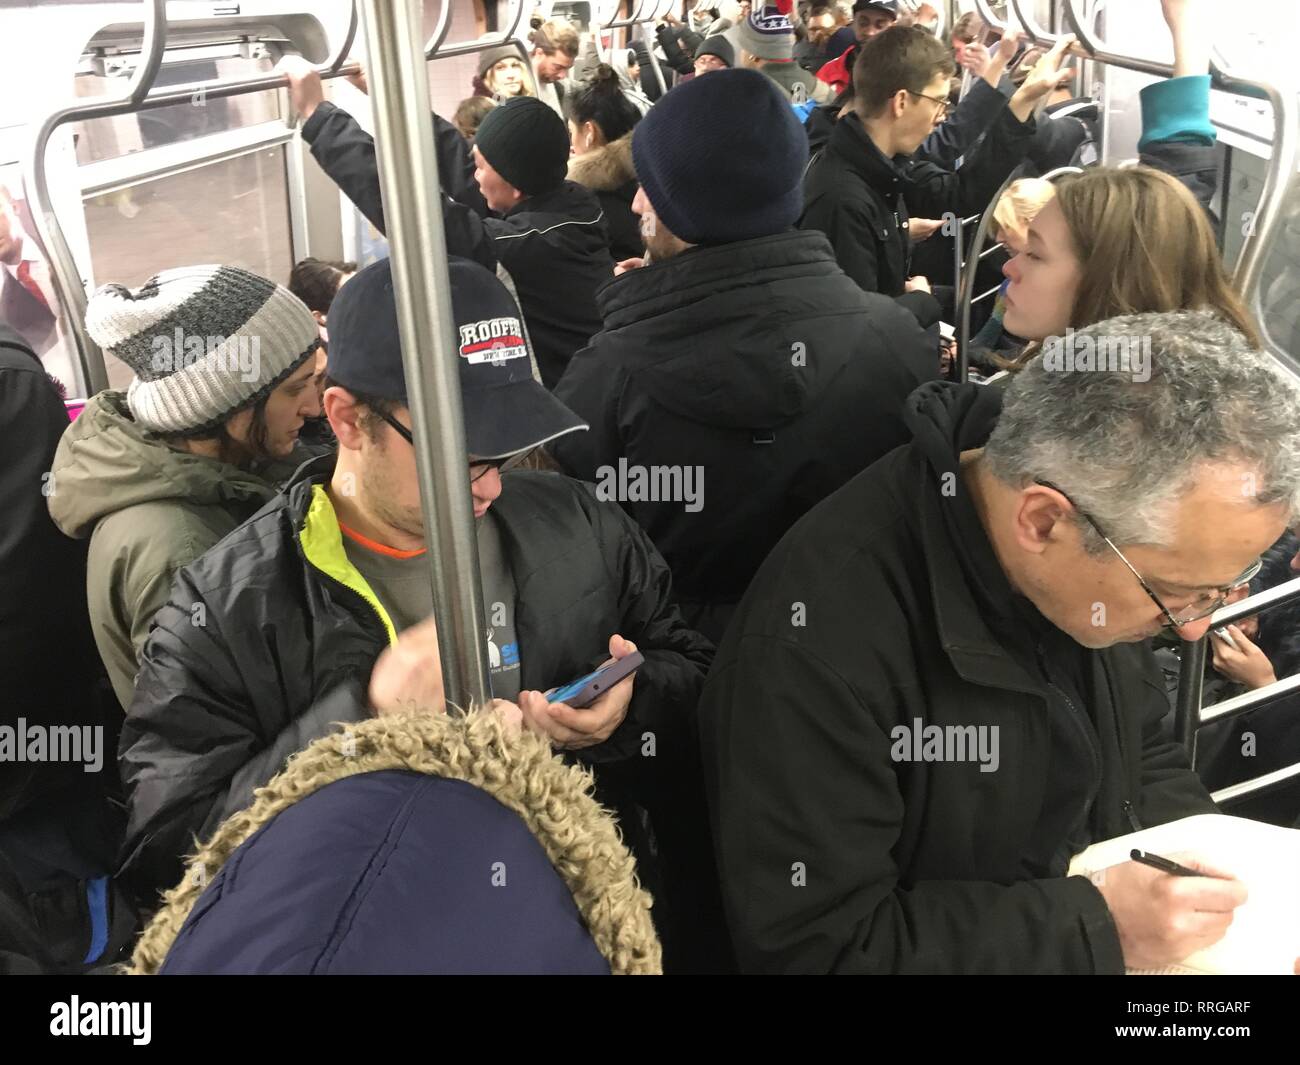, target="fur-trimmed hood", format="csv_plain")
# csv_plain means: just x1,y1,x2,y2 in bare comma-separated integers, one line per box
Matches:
567,134,637,194
127,711,662,975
